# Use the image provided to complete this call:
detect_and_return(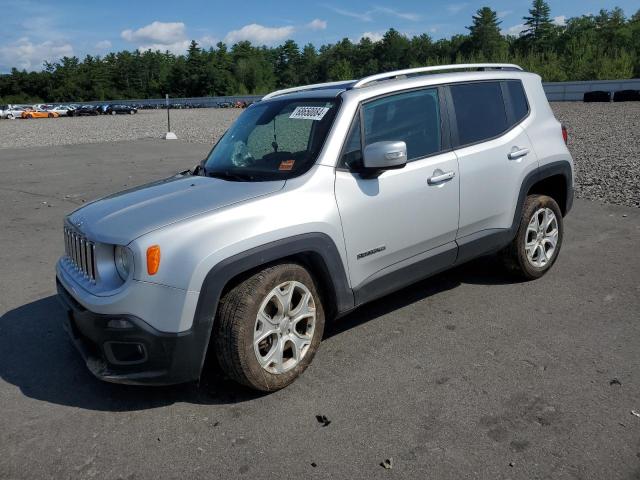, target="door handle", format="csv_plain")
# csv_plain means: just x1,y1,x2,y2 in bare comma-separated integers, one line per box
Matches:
508,147,530,160
427,170,455,185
